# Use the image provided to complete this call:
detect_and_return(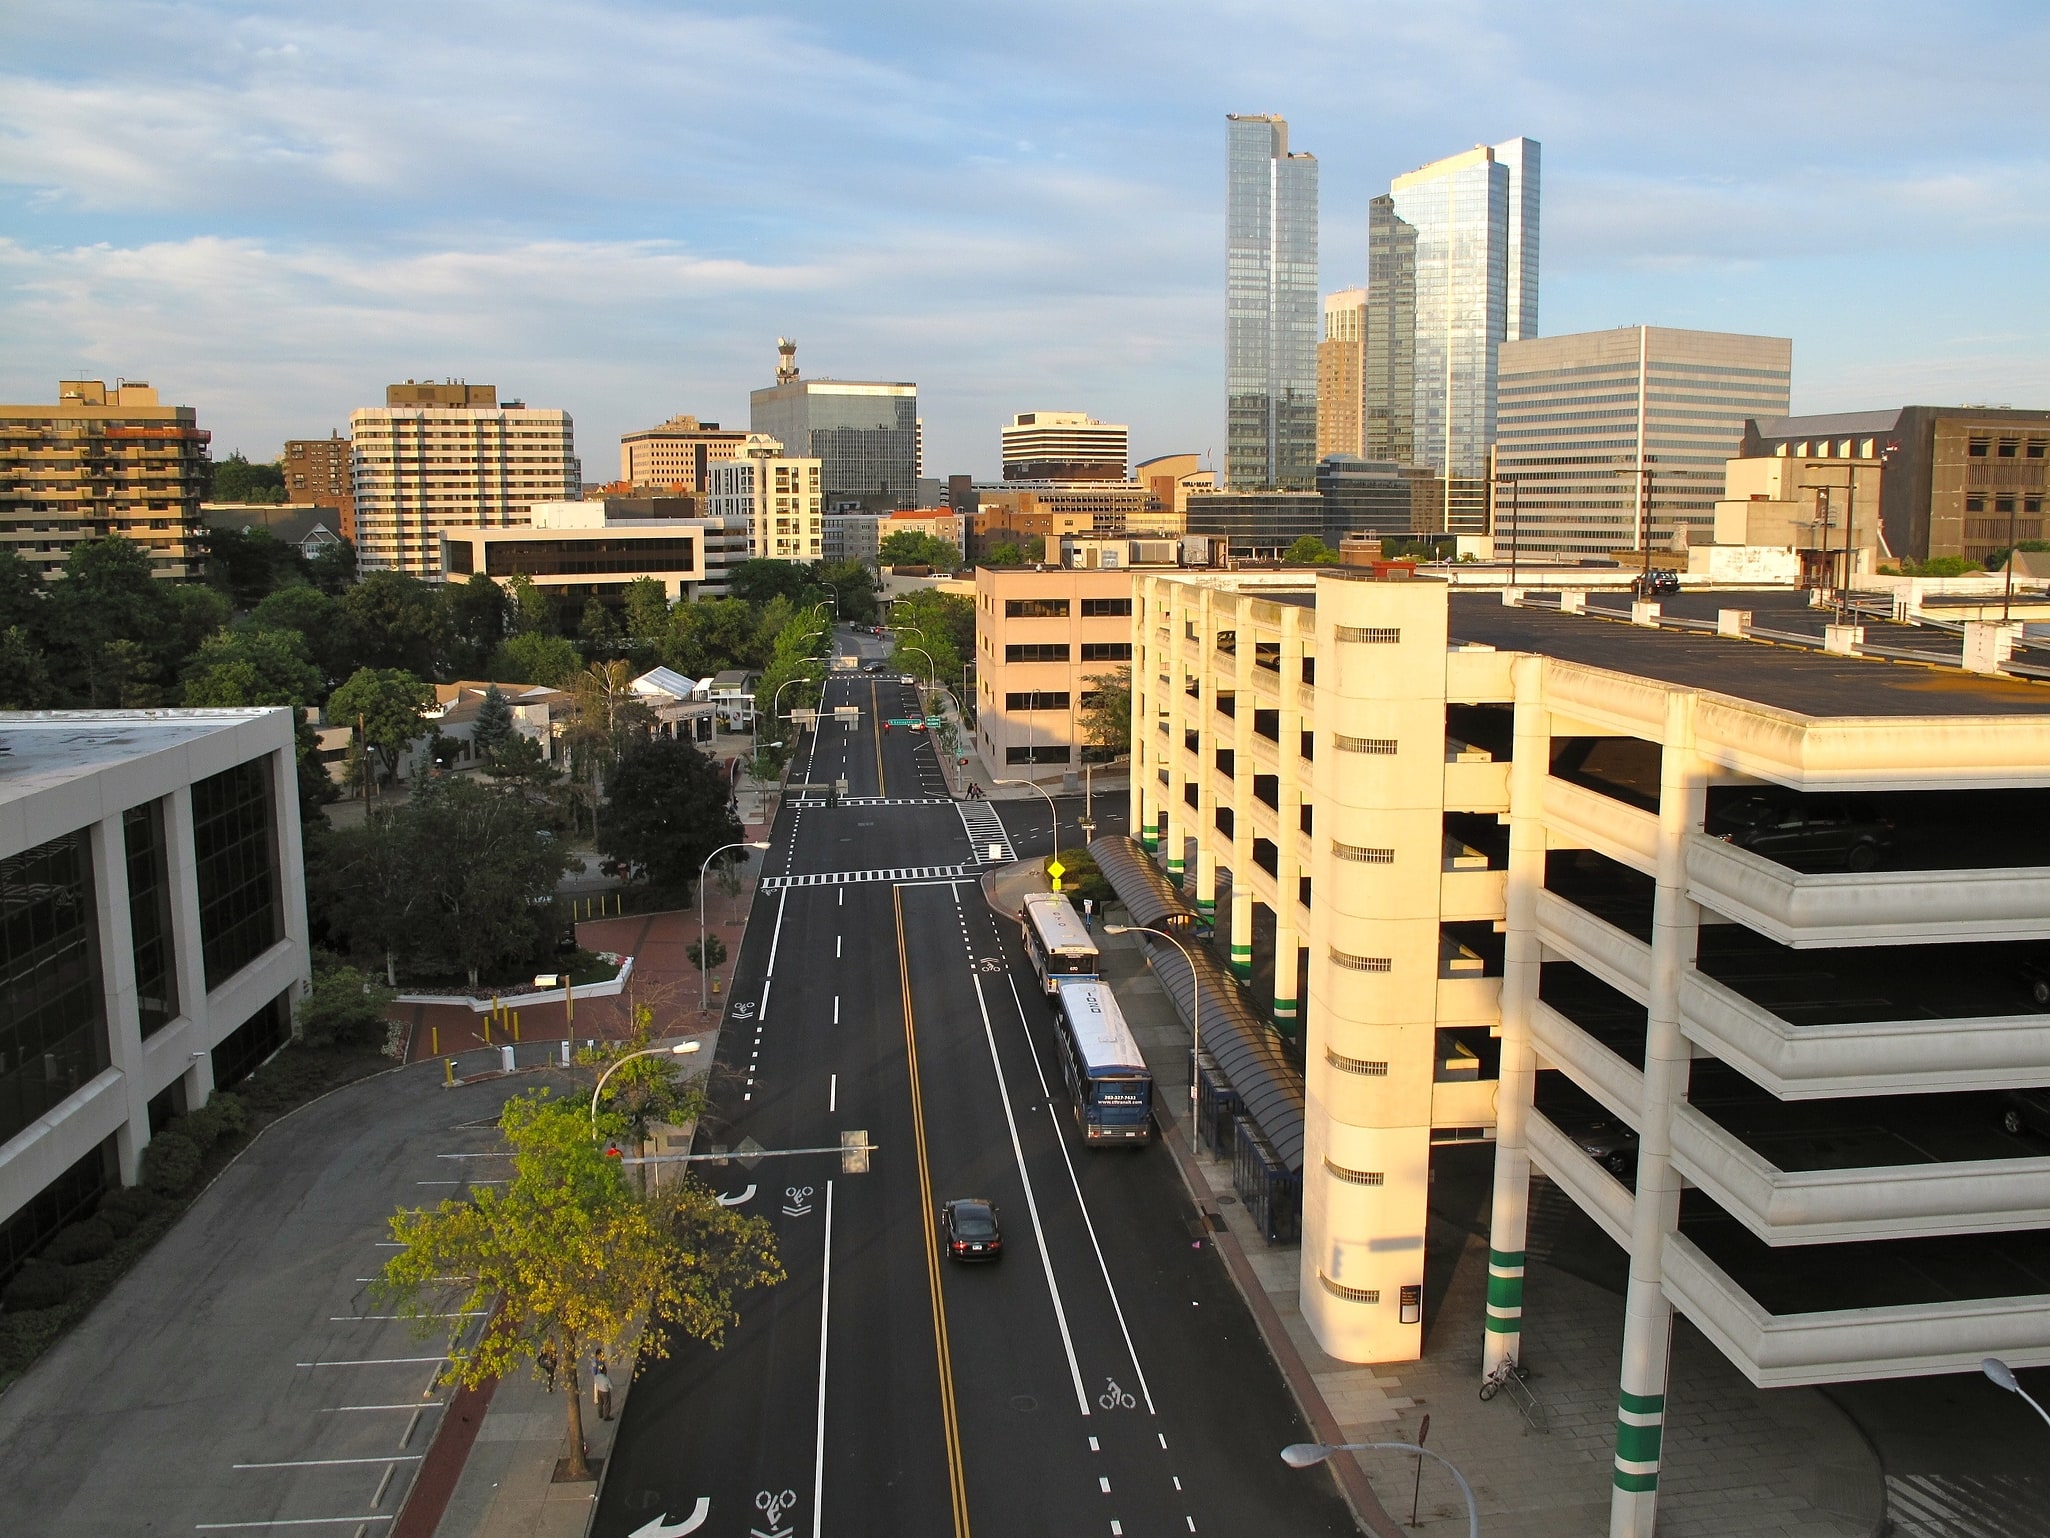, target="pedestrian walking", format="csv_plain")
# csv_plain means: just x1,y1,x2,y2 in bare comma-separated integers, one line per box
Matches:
1082,898,1094,931
593,1362,615,1422
537,1339,558,1392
